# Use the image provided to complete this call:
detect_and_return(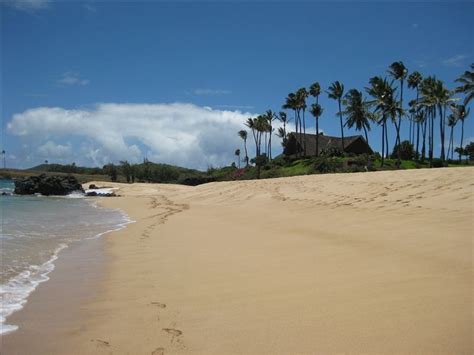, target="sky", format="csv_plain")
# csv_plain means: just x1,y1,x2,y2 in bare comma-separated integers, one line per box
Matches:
1,0,473,170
